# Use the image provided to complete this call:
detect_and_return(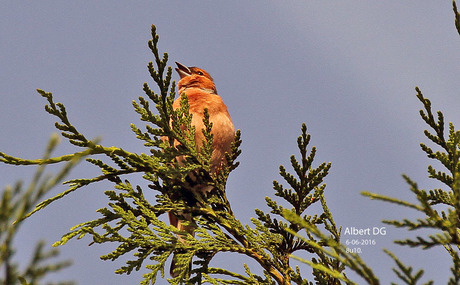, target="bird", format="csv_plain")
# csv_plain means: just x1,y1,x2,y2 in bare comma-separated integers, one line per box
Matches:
168,62,235,277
